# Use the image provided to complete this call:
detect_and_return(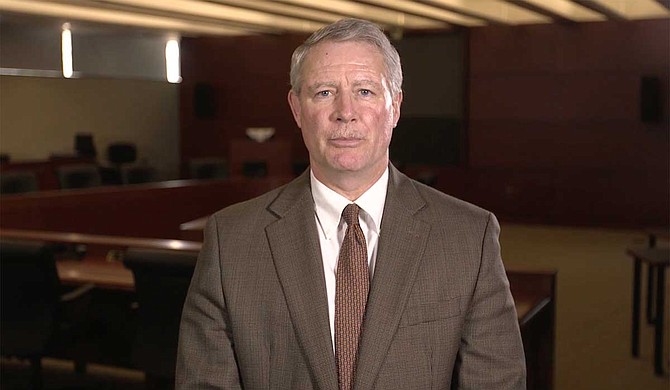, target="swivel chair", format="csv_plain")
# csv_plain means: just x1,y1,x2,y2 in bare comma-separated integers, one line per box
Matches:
1,171,39,194
188,157,228,180
1,239,93,389
57,164,102,189
122,165,158,185
123,247,197,389
107,143,137,168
